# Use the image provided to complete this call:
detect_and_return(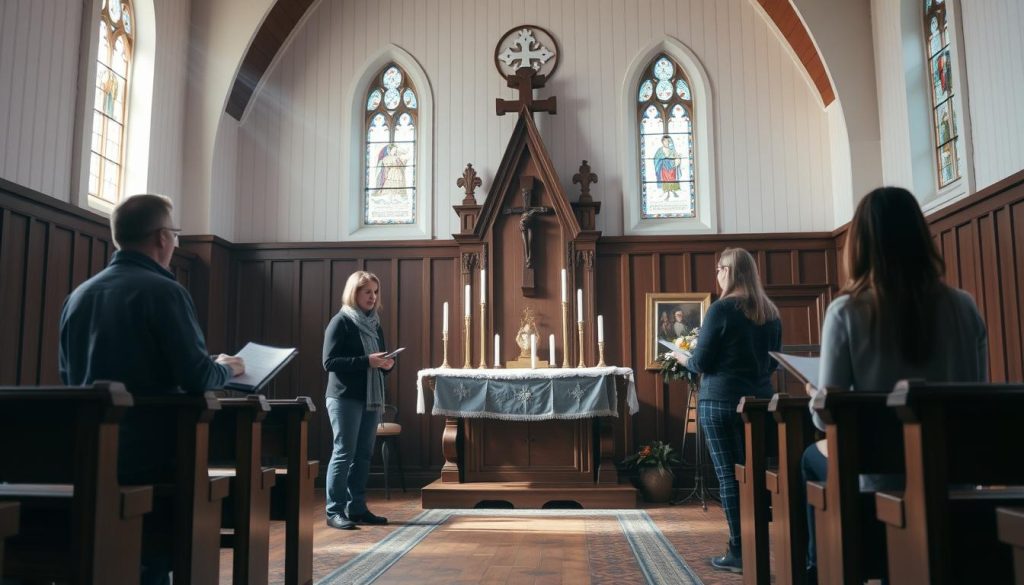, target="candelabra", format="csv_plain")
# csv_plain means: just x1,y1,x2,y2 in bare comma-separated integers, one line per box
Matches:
440,332,451,368
478,303,488,369
597,341,606,367
577,322,586,368
463,315,472,369
561,302,570,368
